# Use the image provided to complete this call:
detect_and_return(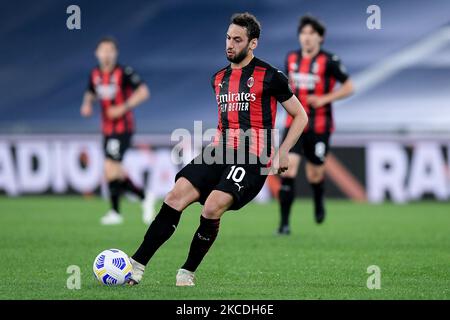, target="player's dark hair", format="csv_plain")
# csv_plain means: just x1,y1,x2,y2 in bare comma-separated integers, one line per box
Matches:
230,12,261,40
298,15,326,38
96,36,119,50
